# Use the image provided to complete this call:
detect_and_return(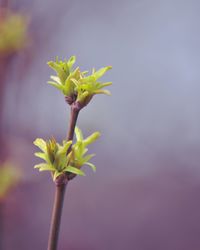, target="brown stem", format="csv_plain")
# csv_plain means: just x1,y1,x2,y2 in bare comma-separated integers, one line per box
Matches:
47,184,66,250
66,105,80,141
47,104,80,250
